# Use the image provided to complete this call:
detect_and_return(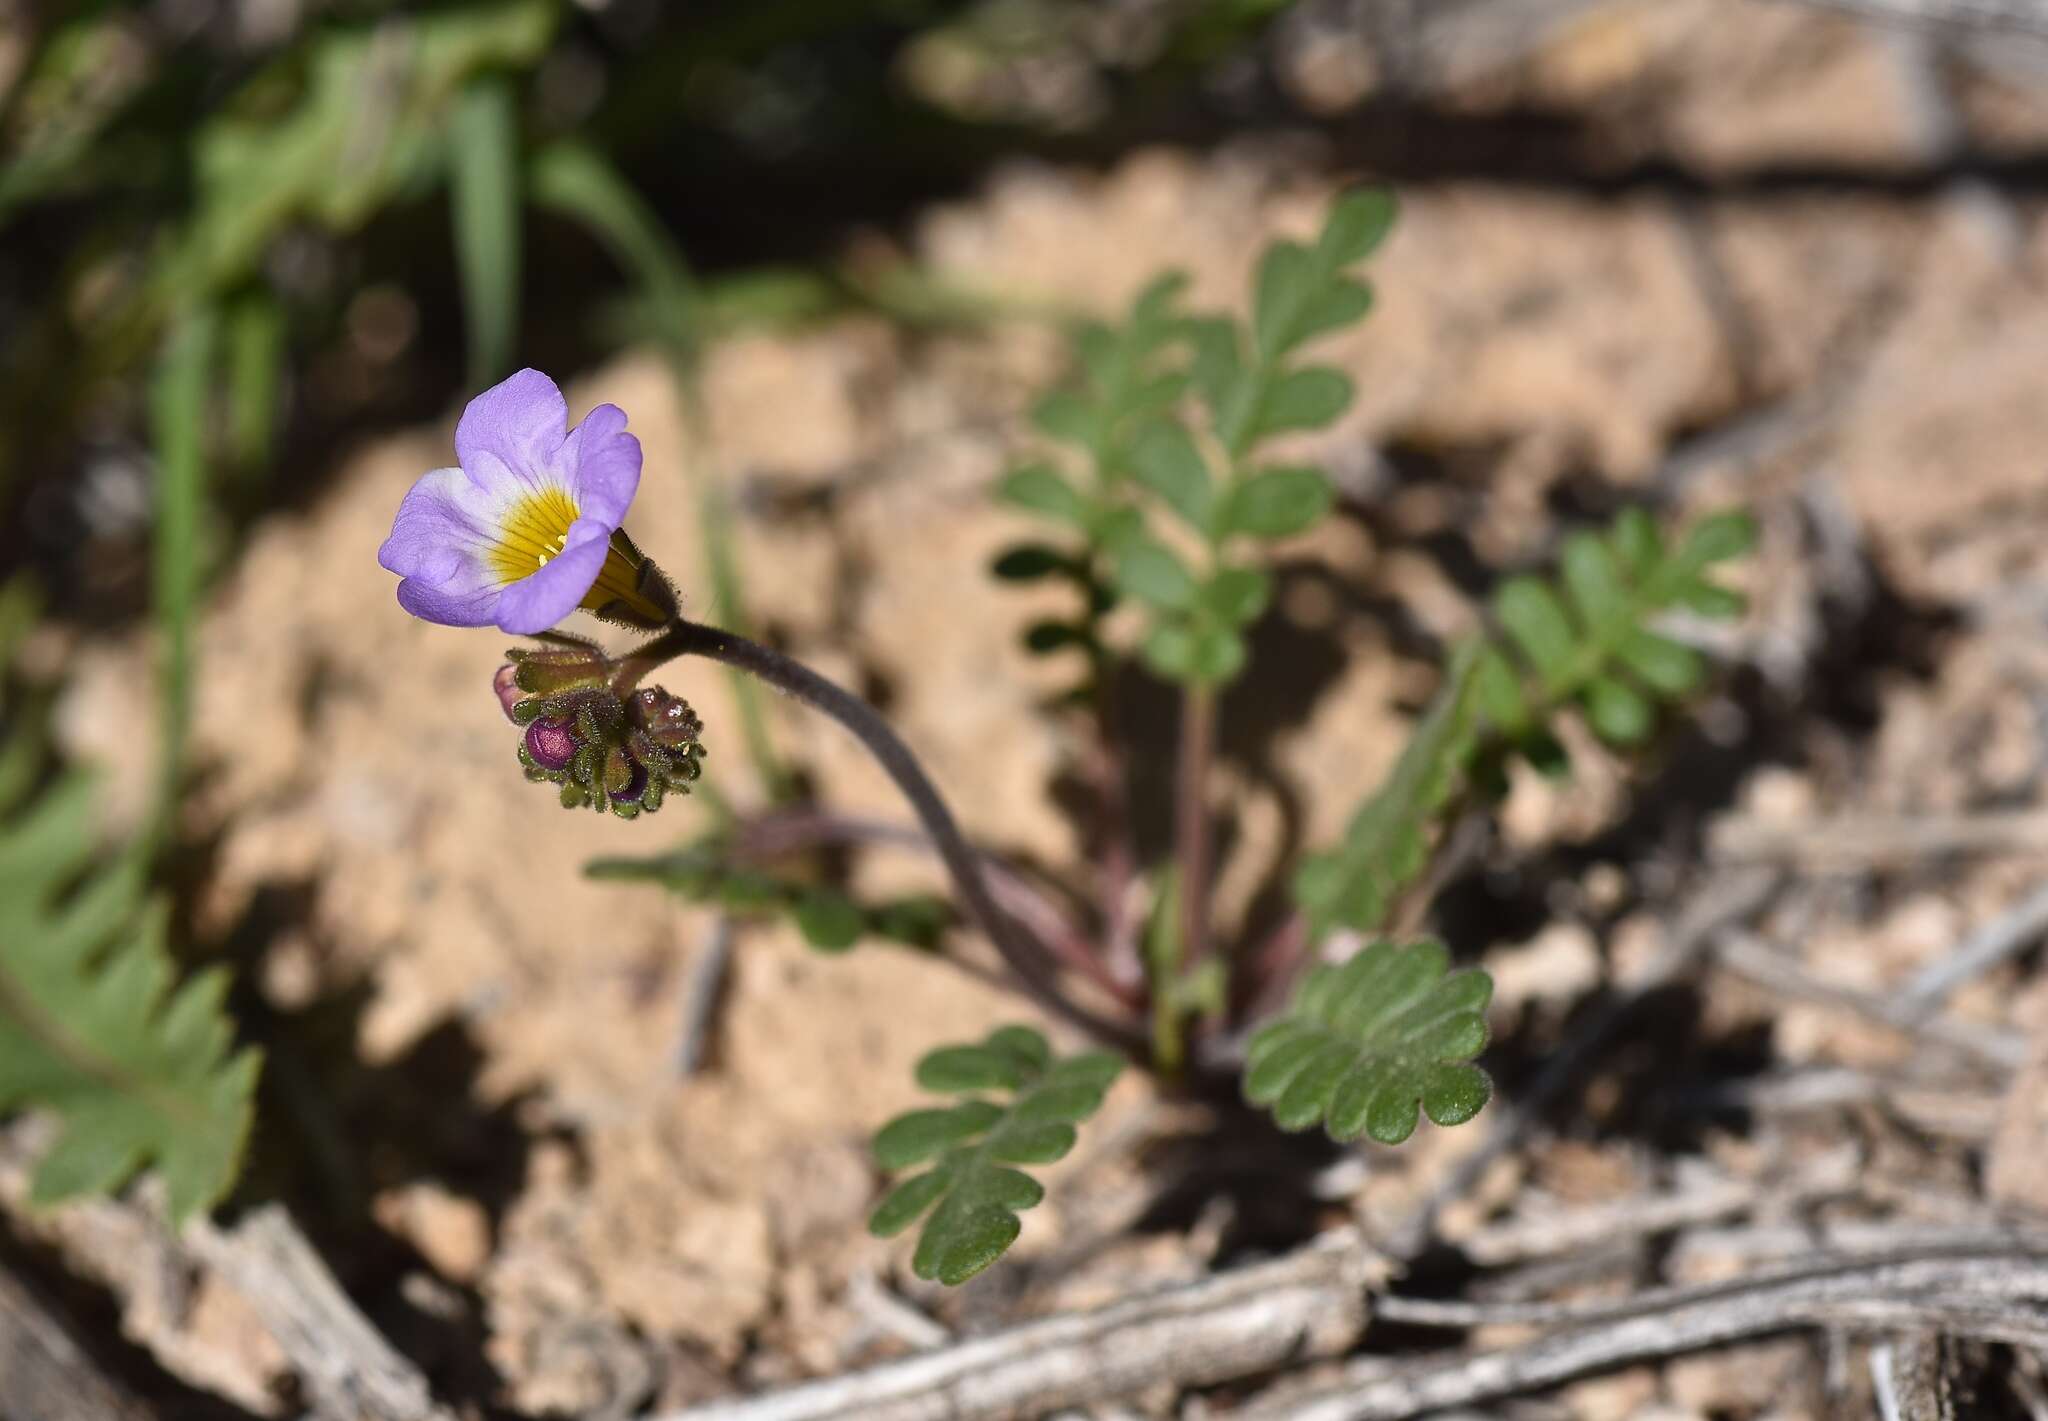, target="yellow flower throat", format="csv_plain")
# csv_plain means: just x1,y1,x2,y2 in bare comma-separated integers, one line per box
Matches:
489,486,647,615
